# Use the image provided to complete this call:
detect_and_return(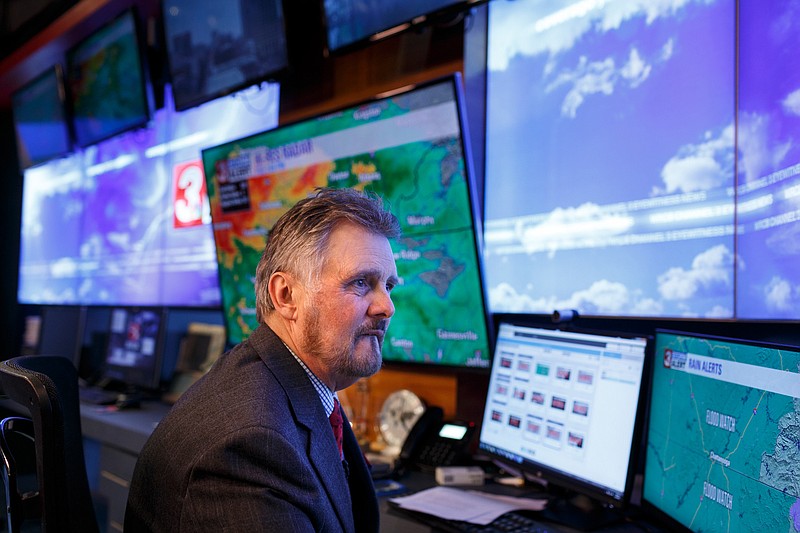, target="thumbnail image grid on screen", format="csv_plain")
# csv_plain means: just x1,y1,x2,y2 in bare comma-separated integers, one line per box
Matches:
66,8,150,148
201,74,493,368
11,65,72,170
161,0,288,112
482,0,800,321
17,83,279,307
643,330,800,531
478,323,649,509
